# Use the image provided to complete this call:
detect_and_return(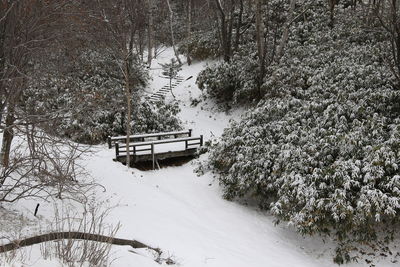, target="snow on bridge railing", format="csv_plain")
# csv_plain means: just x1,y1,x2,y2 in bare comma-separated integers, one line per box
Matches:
107,129,192,149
